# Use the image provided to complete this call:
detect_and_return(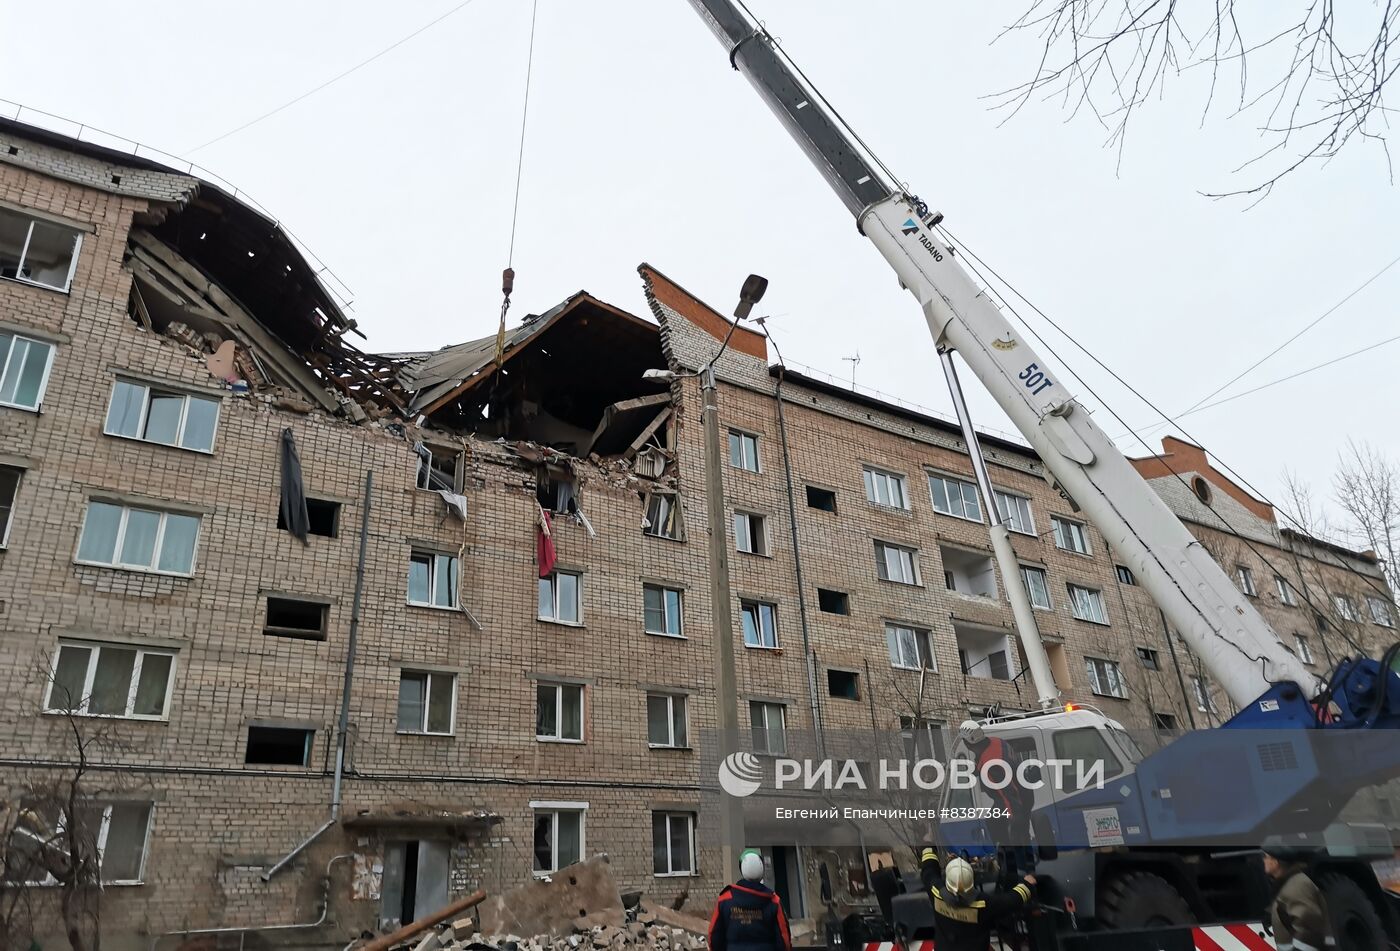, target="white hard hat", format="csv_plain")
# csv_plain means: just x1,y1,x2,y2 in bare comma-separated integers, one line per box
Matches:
958,720,985,747
740,850,765,882
944,857,975,897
